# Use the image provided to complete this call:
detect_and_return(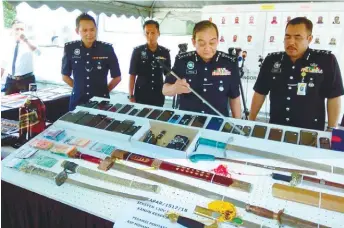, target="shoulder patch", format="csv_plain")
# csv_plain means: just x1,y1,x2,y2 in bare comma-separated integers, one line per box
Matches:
217,51,236,62
177,51,194,60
